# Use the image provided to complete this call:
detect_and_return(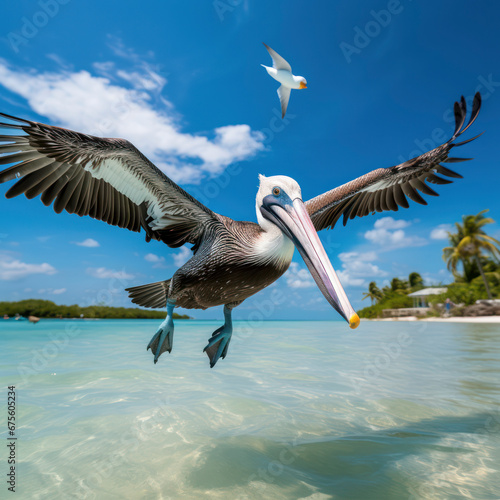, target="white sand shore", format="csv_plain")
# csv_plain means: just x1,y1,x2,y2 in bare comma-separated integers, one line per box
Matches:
368,316,500,323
